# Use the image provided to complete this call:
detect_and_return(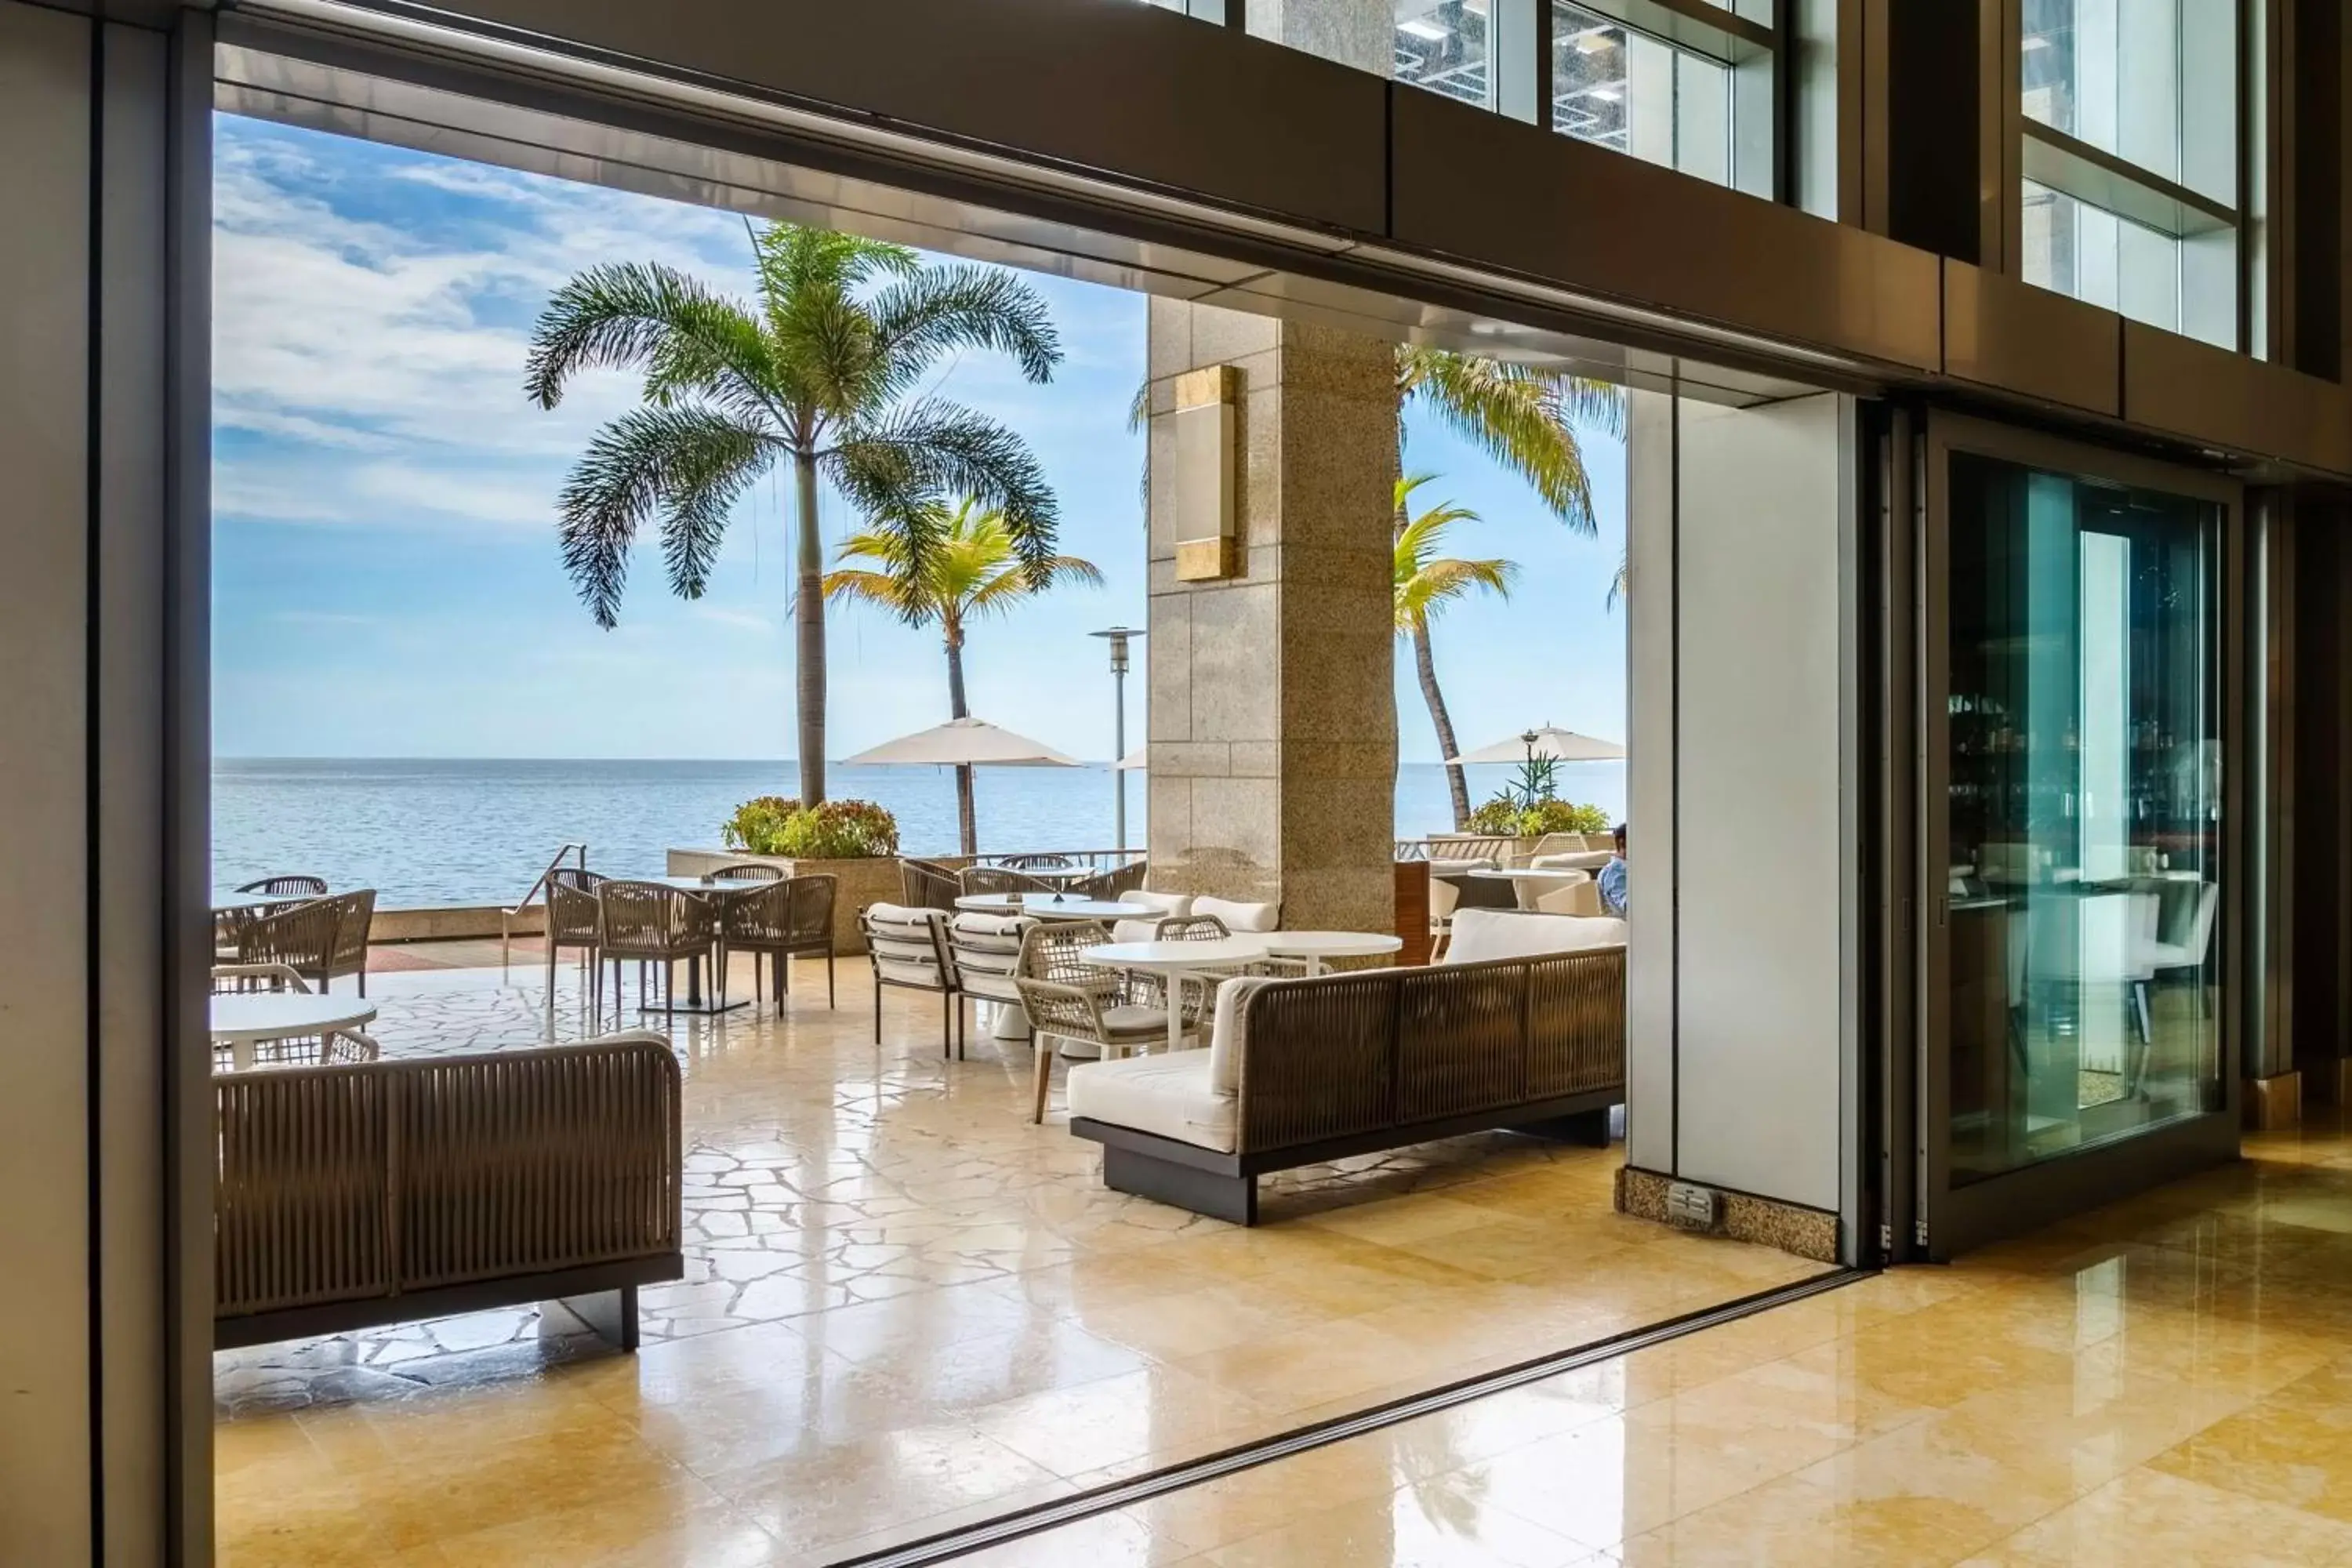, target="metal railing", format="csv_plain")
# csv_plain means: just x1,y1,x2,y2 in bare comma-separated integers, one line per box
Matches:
980,847,1146,876
500,842,588,967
